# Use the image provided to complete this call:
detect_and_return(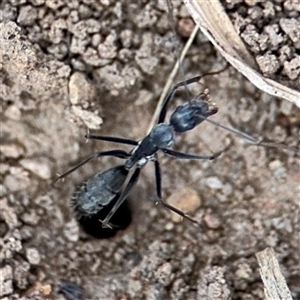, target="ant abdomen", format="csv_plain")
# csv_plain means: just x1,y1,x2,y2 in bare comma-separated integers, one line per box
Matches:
71,165,128,218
